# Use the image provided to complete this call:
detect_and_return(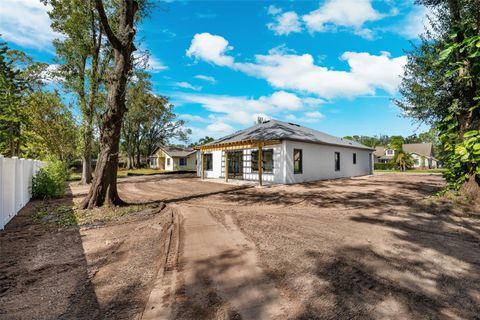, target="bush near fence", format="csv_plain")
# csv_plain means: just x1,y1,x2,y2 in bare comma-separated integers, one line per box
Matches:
0,156,43,230
32,159,69,199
